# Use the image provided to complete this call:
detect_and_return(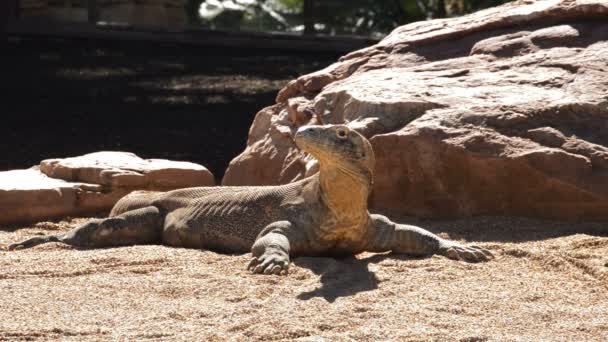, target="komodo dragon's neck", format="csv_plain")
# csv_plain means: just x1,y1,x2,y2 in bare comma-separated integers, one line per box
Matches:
317,161,371,229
